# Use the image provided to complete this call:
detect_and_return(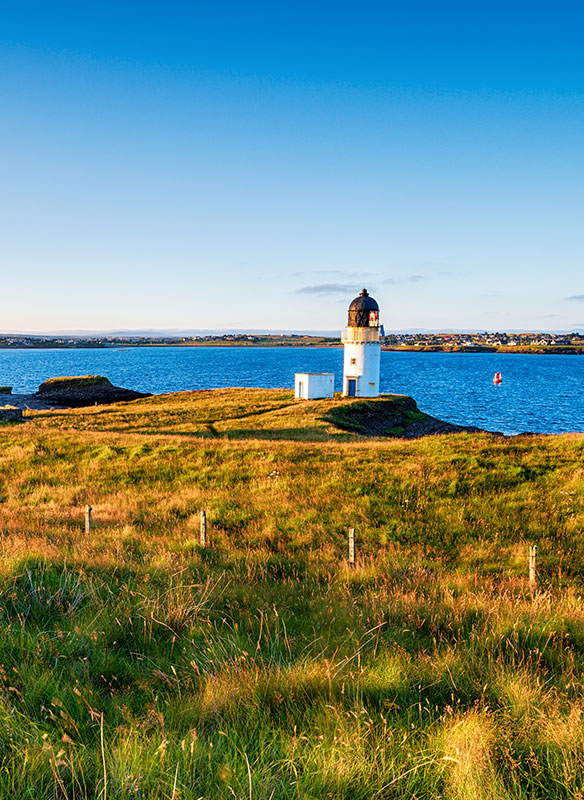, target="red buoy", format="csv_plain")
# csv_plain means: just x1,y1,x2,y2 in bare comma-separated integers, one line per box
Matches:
493,372,502,384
